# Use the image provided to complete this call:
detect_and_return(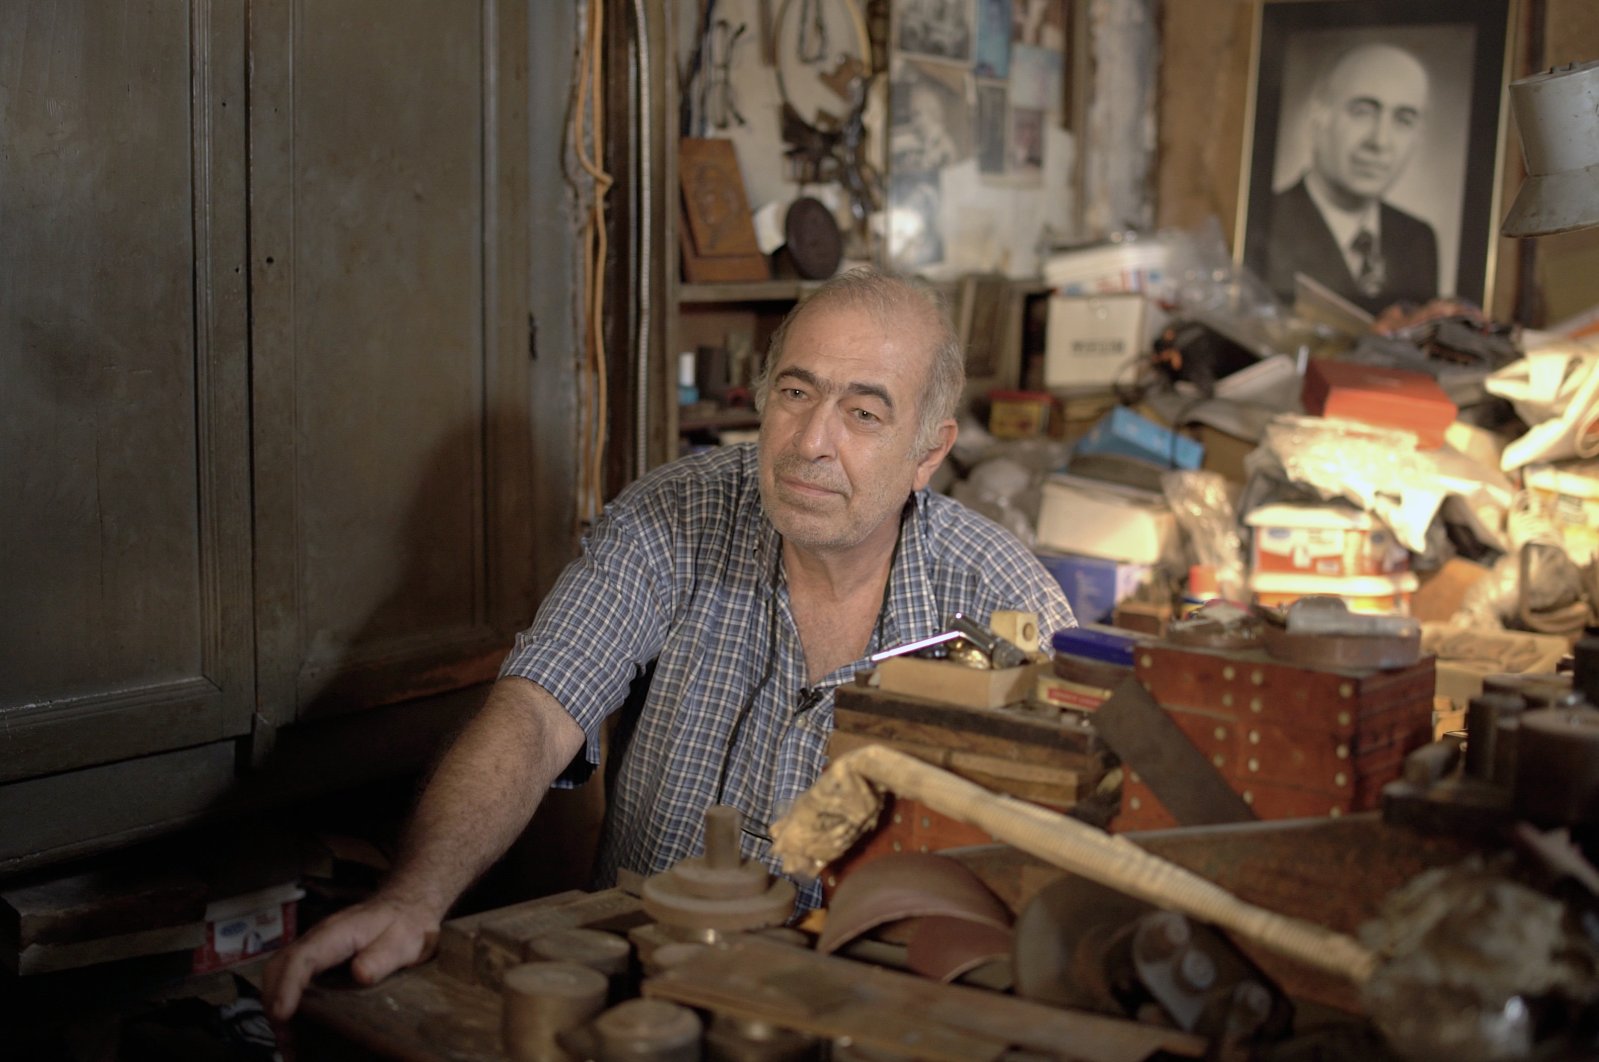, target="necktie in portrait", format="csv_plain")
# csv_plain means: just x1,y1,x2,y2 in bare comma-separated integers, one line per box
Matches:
1351,229,1385,297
